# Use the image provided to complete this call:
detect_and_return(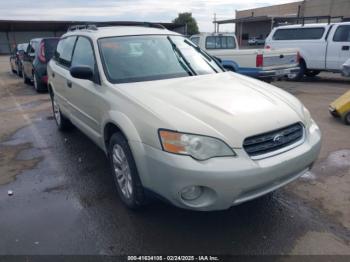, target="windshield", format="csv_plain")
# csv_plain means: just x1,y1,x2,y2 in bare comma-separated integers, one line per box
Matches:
98,35,223,84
